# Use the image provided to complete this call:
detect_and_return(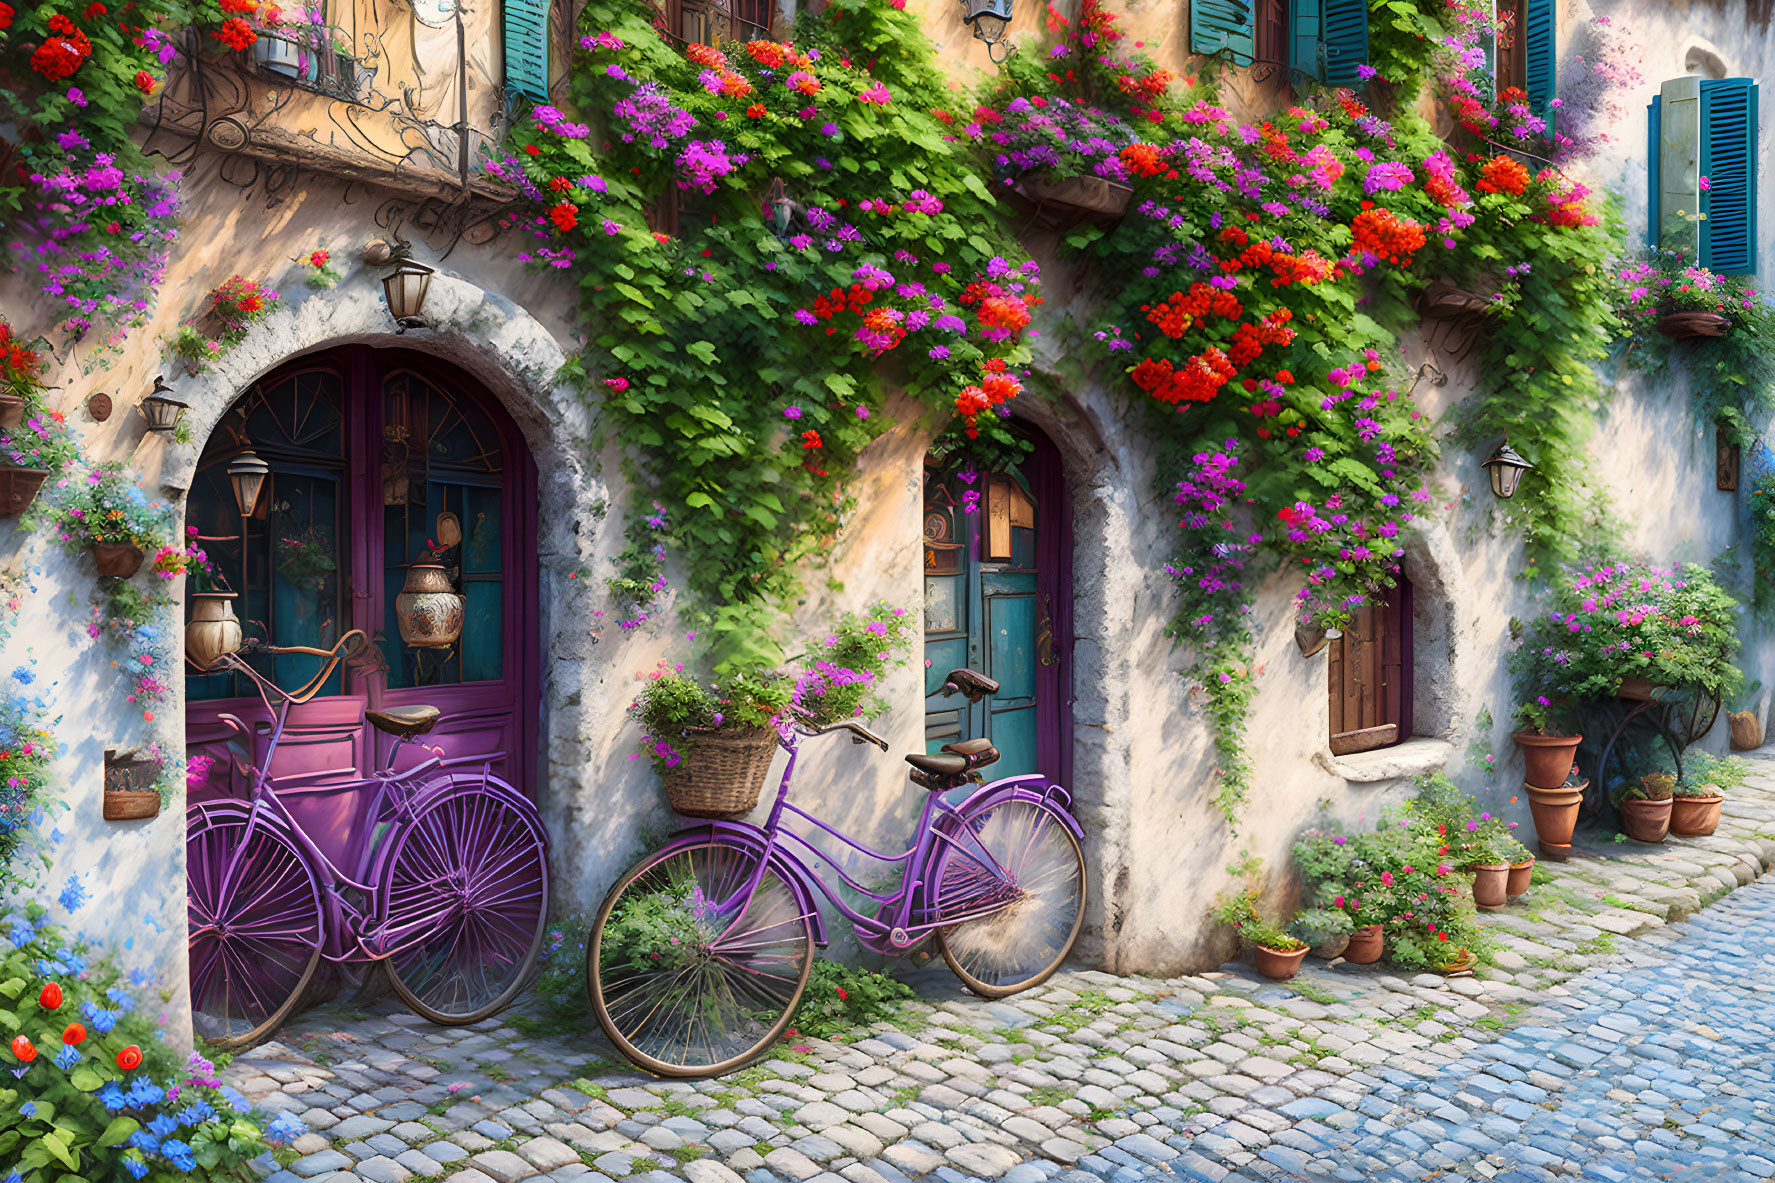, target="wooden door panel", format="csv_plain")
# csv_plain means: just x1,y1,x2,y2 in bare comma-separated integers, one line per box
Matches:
1328,585,1410,754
